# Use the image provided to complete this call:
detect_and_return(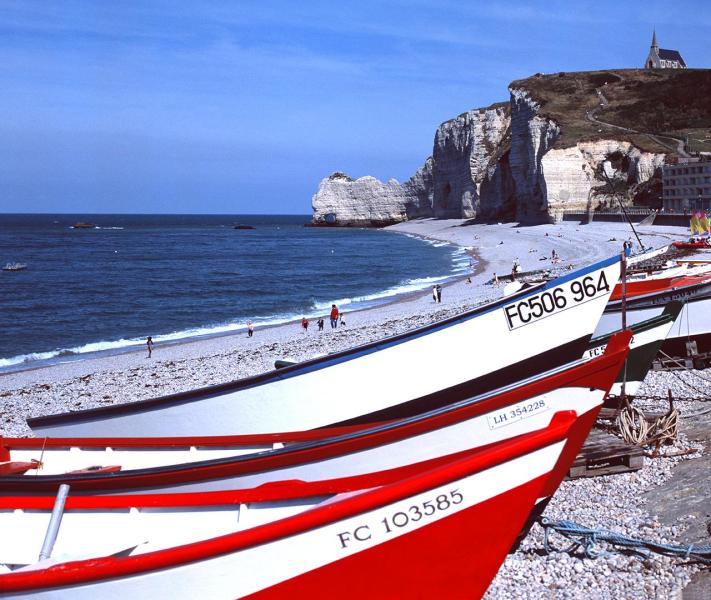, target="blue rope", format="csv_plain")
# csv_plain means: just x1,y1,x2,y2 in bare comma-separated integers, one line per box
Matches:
541,518,711,564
